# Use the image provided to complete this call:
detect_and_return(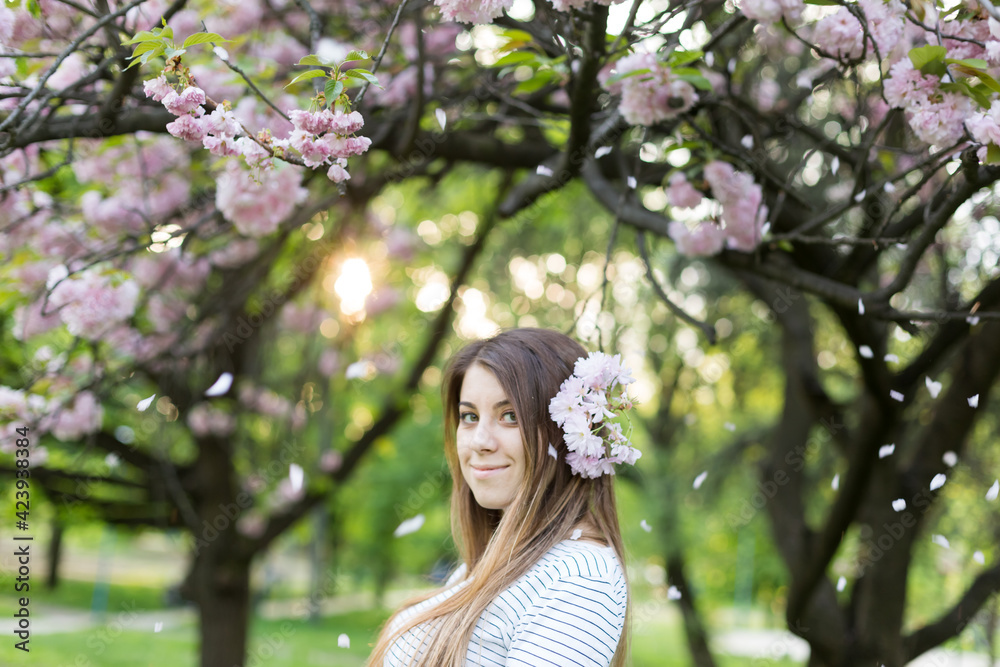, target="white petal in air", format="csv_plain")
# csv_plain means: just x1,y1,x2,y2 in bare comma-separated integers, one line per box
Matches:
394,514,425,538
435,107,447,131
154,621,163,633
536,165,553,177
836,576,846,592
859,345,873,359
289,463,304,493
724,422,736,432
974,550,985,564
627,175,637,189
929,474,946,491
942,451,957,467
830,156,840,175
693,471,708,489
571,529,582,540
987,480,999,502
338,634,350,648
932,534,950,549
548,443,558,459
213,46,230,61
667,586,682,600
892,498,906,512
640,519,652,532
854,190,866,203
741,135,754,149
106,453,121,469
137,394,156,411
889,390,904,402
205,372,233,397
858,298,865,315
832,473,840,490
968,394,980,408
595,145,612,159
879,444,895,459
925,377,942,399
967,316,980,326
884,354,899,363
